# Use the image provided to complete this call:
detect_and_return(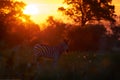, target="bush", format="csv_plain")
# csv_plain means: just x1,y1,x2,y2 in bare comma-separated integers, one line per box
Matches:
65,24,106,51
